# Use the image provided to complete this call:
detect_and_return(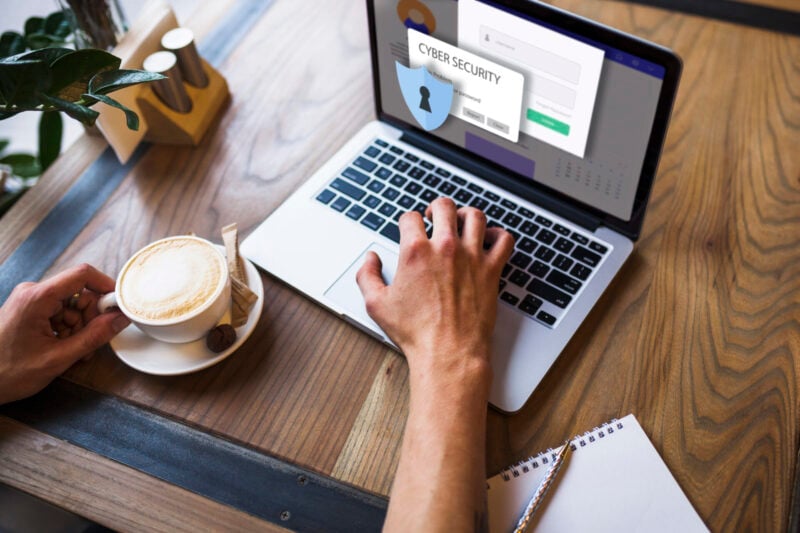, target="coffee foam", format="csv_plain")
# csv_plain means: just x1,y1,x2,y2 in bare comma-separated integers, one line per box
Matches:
119,238,224,322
